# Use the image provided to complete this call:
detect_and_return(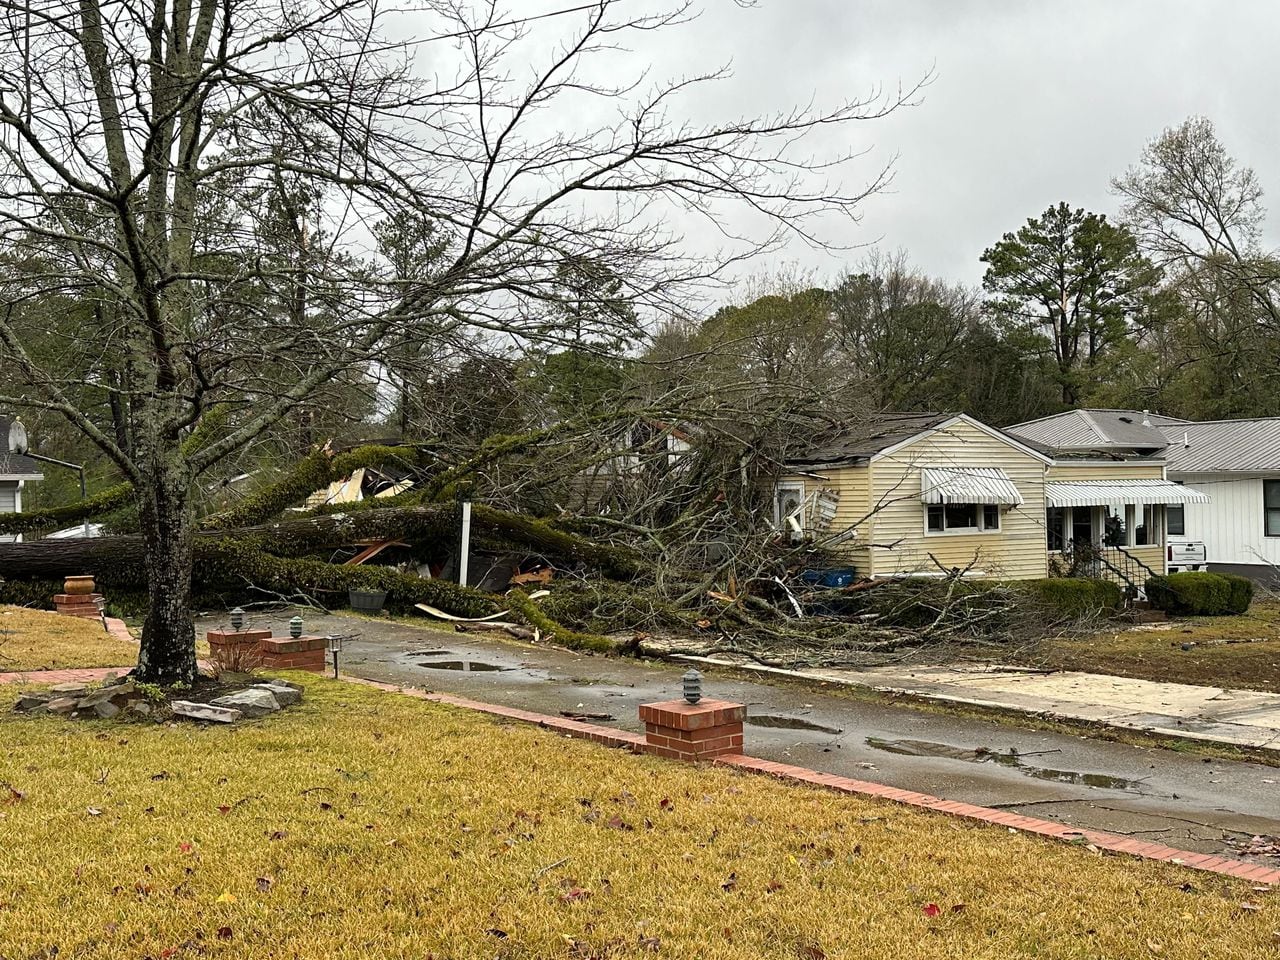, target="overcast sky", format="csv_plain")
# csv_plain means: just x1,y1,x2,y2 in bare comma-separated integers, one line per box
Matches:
616,0,1280,289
